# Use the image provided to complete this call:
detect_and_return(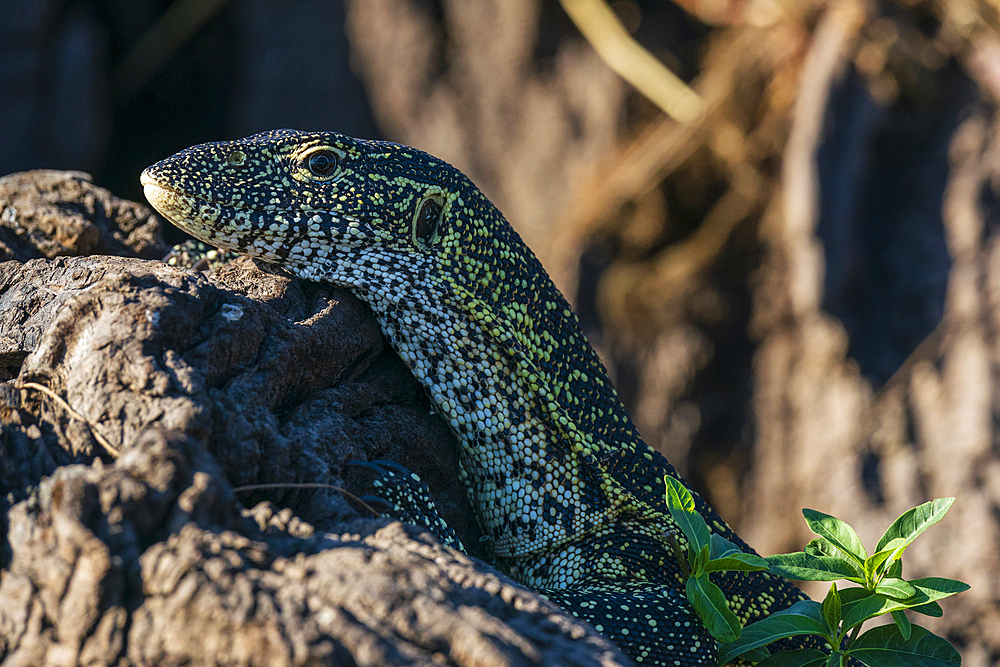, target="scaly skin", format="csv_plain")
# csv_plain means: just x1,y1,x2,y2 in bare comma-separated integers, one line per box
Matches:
142,129,810,665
